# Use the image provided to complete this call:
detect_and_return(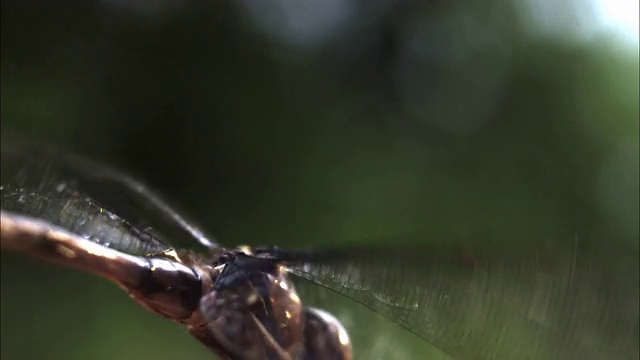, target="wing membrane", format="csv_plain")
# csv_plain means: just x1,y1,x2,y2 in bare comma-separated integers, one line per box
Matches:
290,239,639,360
0,134,215,255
